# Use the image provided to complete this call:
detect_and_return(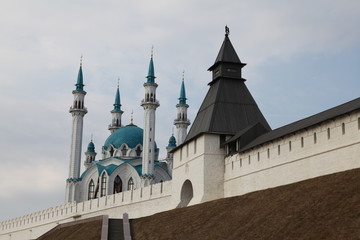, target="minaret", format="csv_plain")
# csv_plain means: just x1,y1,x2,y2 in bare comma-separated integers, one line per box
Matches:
140,49,159,186
66,57,88,203
165,133,176,176
84,138,97,168
174,72,190,145
108,80,124,133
